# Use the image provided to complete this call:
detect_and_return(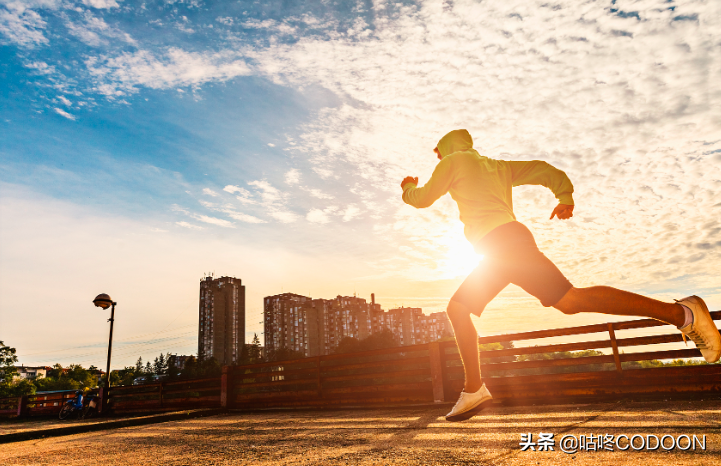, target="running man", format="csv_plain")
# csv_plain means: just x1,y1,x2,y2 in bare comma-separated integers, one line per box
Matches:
401,129,721,422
